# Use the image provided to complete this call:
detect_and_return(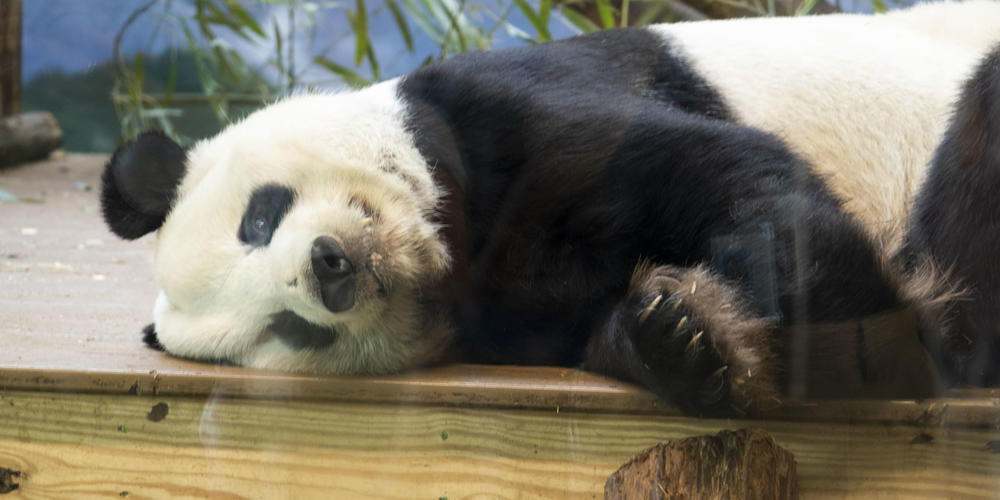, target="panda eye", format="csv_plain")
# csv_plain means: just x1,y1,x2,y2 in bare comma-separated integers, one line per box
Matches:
239,184,296,247
253,215,268,234
349,194,380,220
